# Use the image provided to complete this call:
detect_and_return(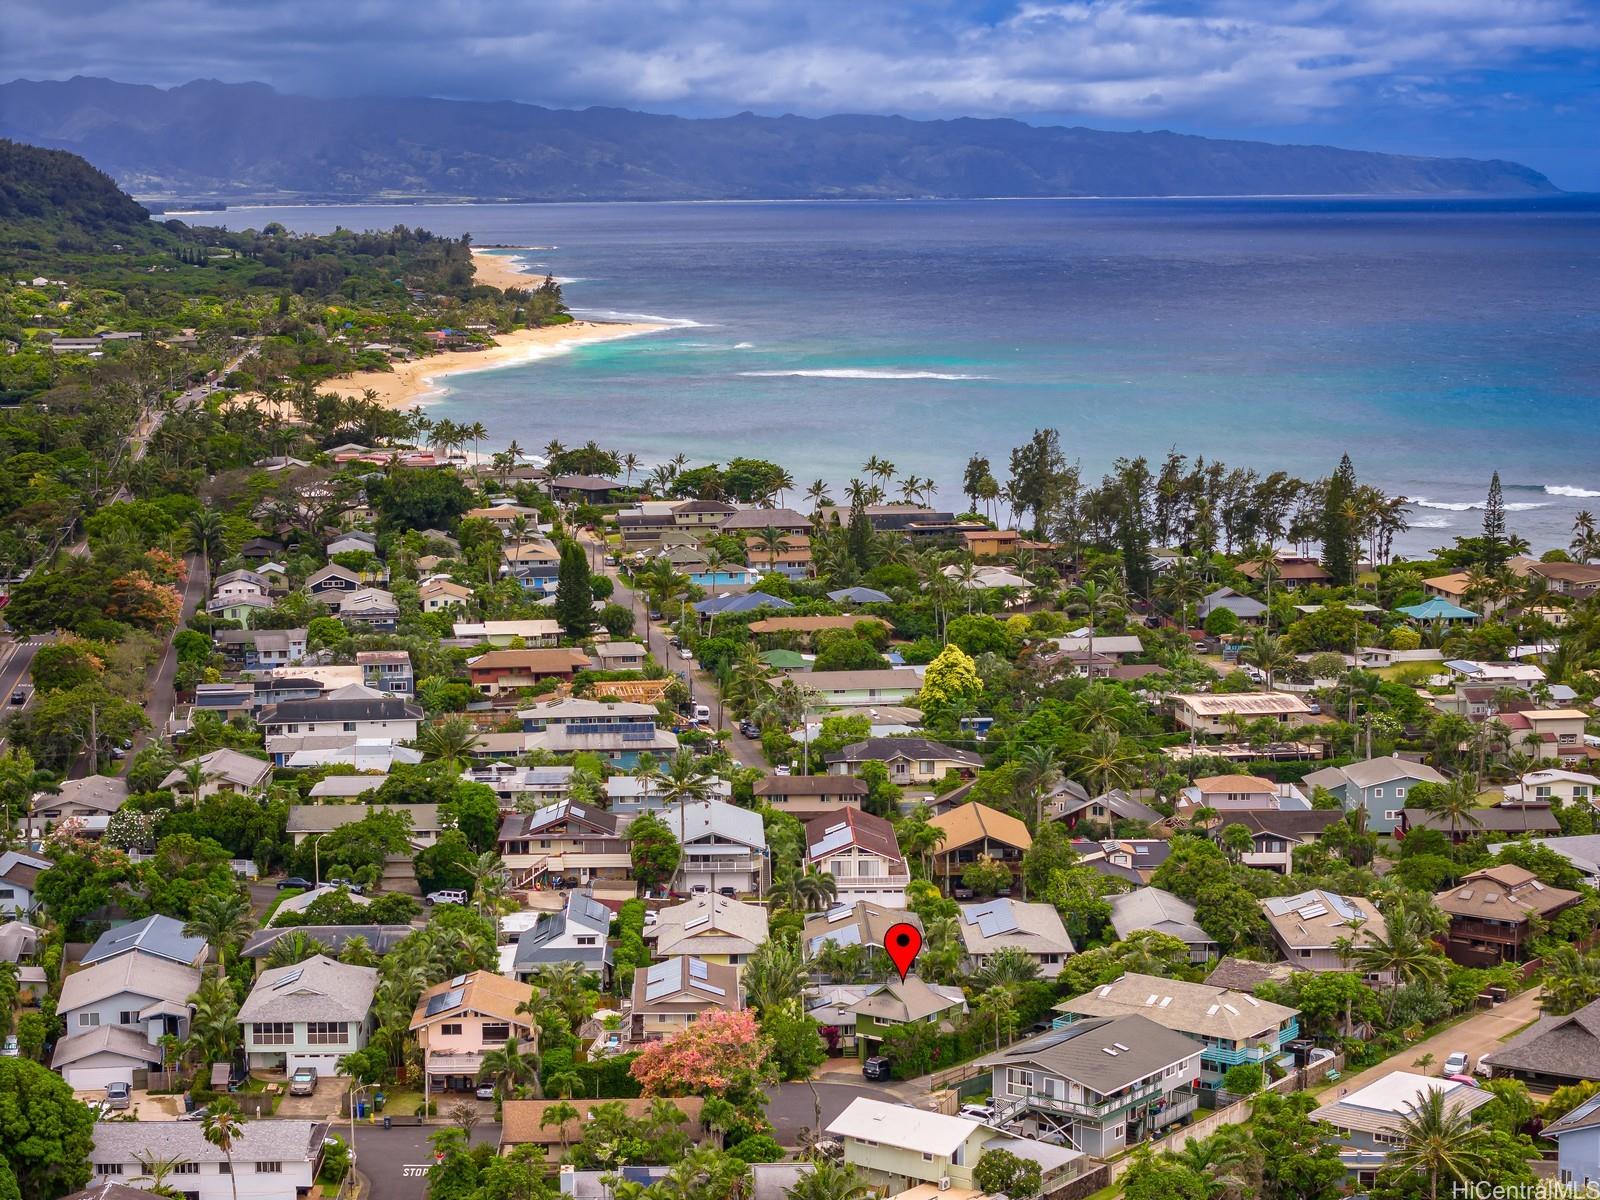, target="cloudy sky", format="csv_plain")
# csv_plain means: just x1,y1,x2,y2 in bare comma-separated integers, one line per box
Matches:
5,0,1598,186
